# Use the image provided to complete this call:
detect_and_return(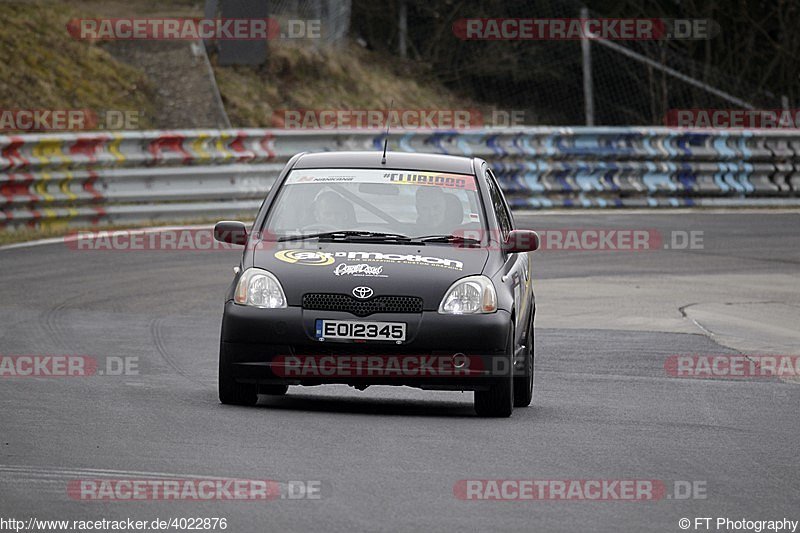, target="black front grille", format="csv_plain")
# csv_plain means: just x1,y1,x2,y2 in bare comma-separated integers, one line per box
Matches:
302,293,423,317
